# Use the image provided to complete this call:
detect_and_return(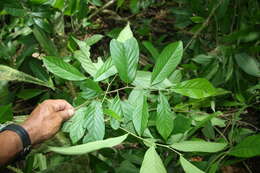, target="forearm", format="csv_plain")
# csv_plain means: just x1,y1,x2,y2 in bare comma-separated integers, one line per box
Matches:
0,130,23,165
